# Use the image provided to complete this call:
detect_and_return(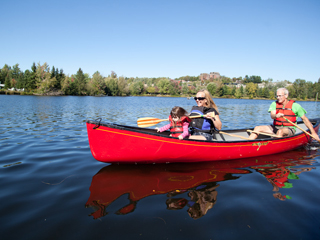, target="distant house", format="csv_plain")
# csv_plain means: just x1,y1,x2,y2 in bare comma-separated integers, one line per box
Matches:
0,84,4,89
200,72,220,81
257,82,291,88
